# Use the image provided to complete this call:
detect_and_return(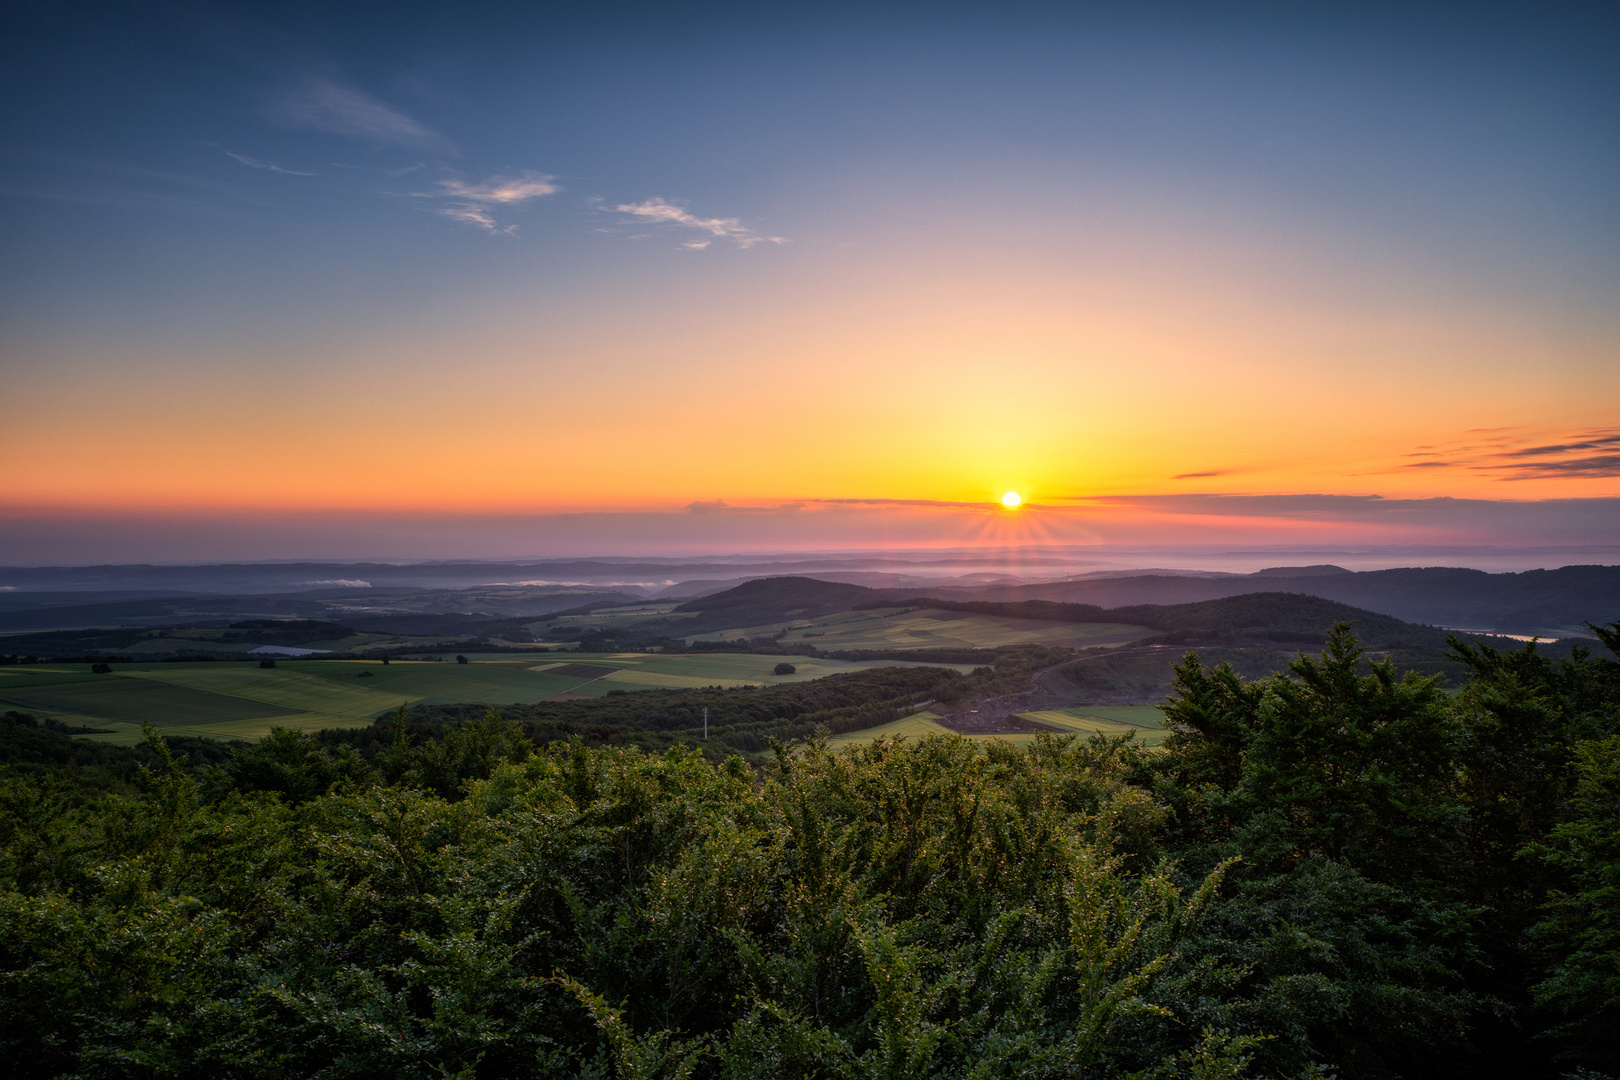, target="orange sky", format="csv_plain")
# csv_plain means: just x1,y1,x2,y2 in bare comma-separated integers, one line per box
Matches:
6,226,1616,516
3,4,1617,561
